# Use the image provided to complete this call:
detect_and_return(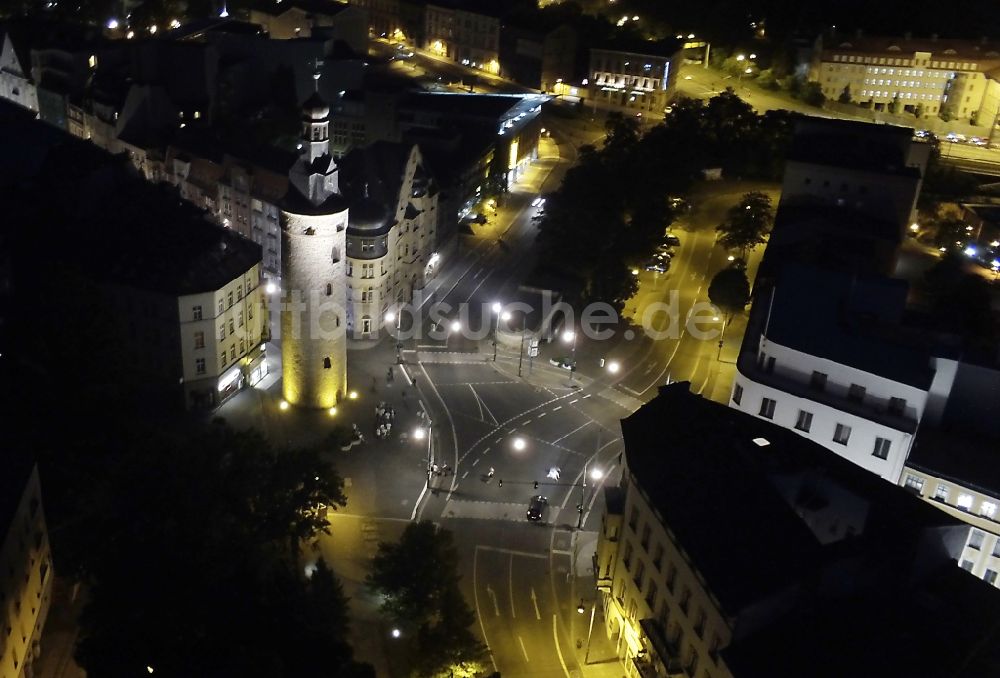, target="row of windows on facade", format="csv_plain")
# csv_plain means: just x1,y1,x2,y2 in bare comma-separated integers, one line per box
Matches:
192,307,254,349
858,90,944,101
617,506,720,677
960,560,998,585
905,474,1000,521
734,385,894,459
190,285,253,321
828,65,956,81
594,73,663,92
830,54,981,70
752,359,908,414
193,335,256,375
